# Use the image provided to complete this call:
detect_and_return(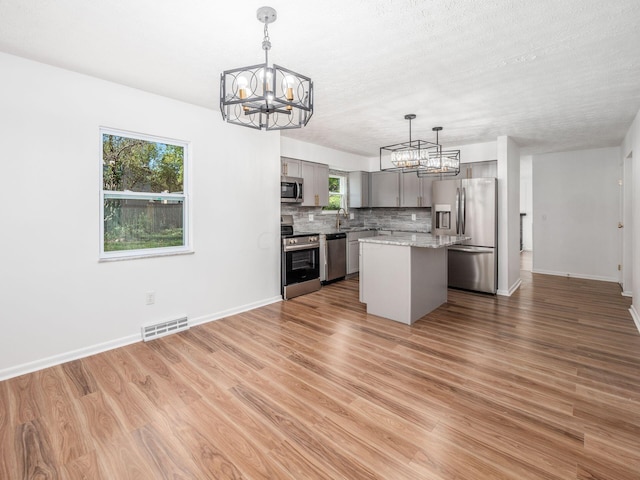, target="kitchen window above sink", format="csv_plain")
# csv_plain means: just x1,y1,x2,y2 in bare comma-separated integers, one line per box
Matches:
322,173,347,213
